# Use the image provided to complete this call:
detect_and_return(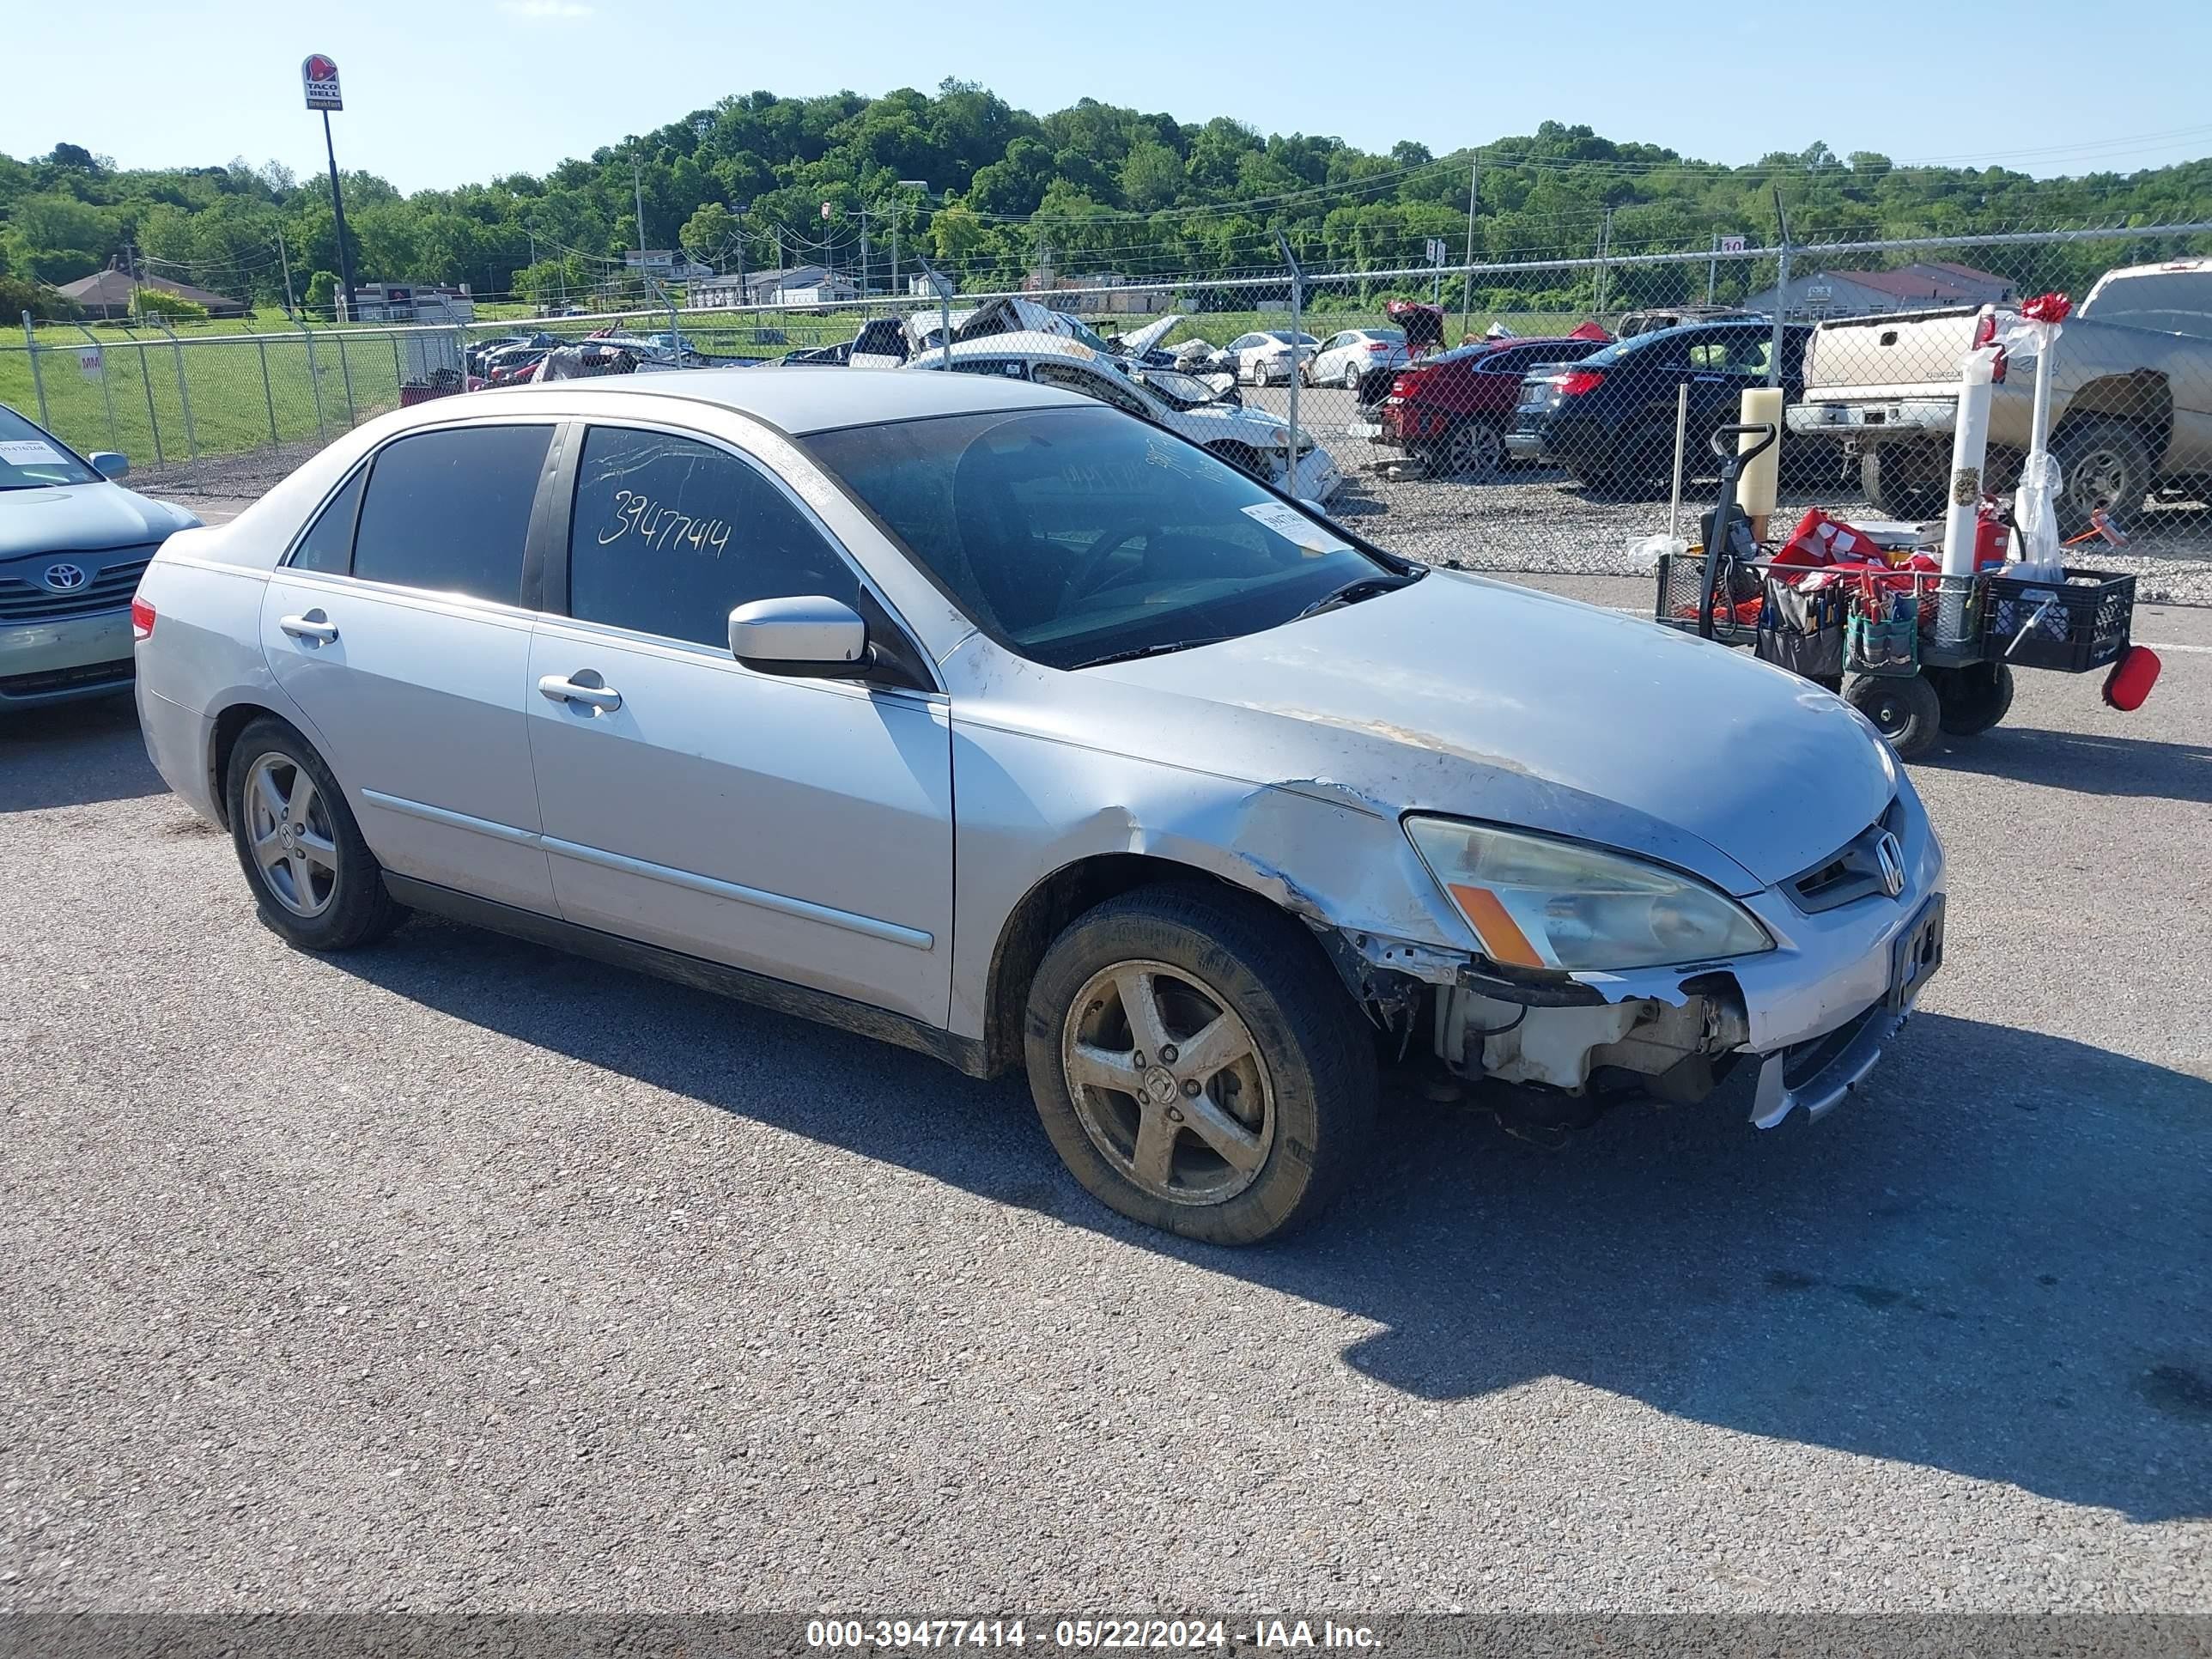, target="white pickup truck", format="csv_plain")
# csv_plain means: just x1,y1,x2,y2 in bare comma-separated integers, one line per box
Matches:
1789,258,2212,532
